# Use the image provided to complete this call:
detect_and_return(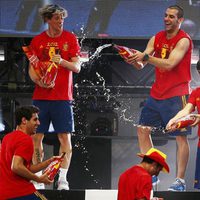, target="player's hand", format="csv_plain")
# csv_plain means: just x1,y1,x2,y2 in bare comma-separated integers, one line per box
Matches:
38,170,53,185
51,54,62,64
36,78,55,89
190,114,200,126
49,155,65,163
166,119,178,132
125,51,144,70
126,50,144,63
